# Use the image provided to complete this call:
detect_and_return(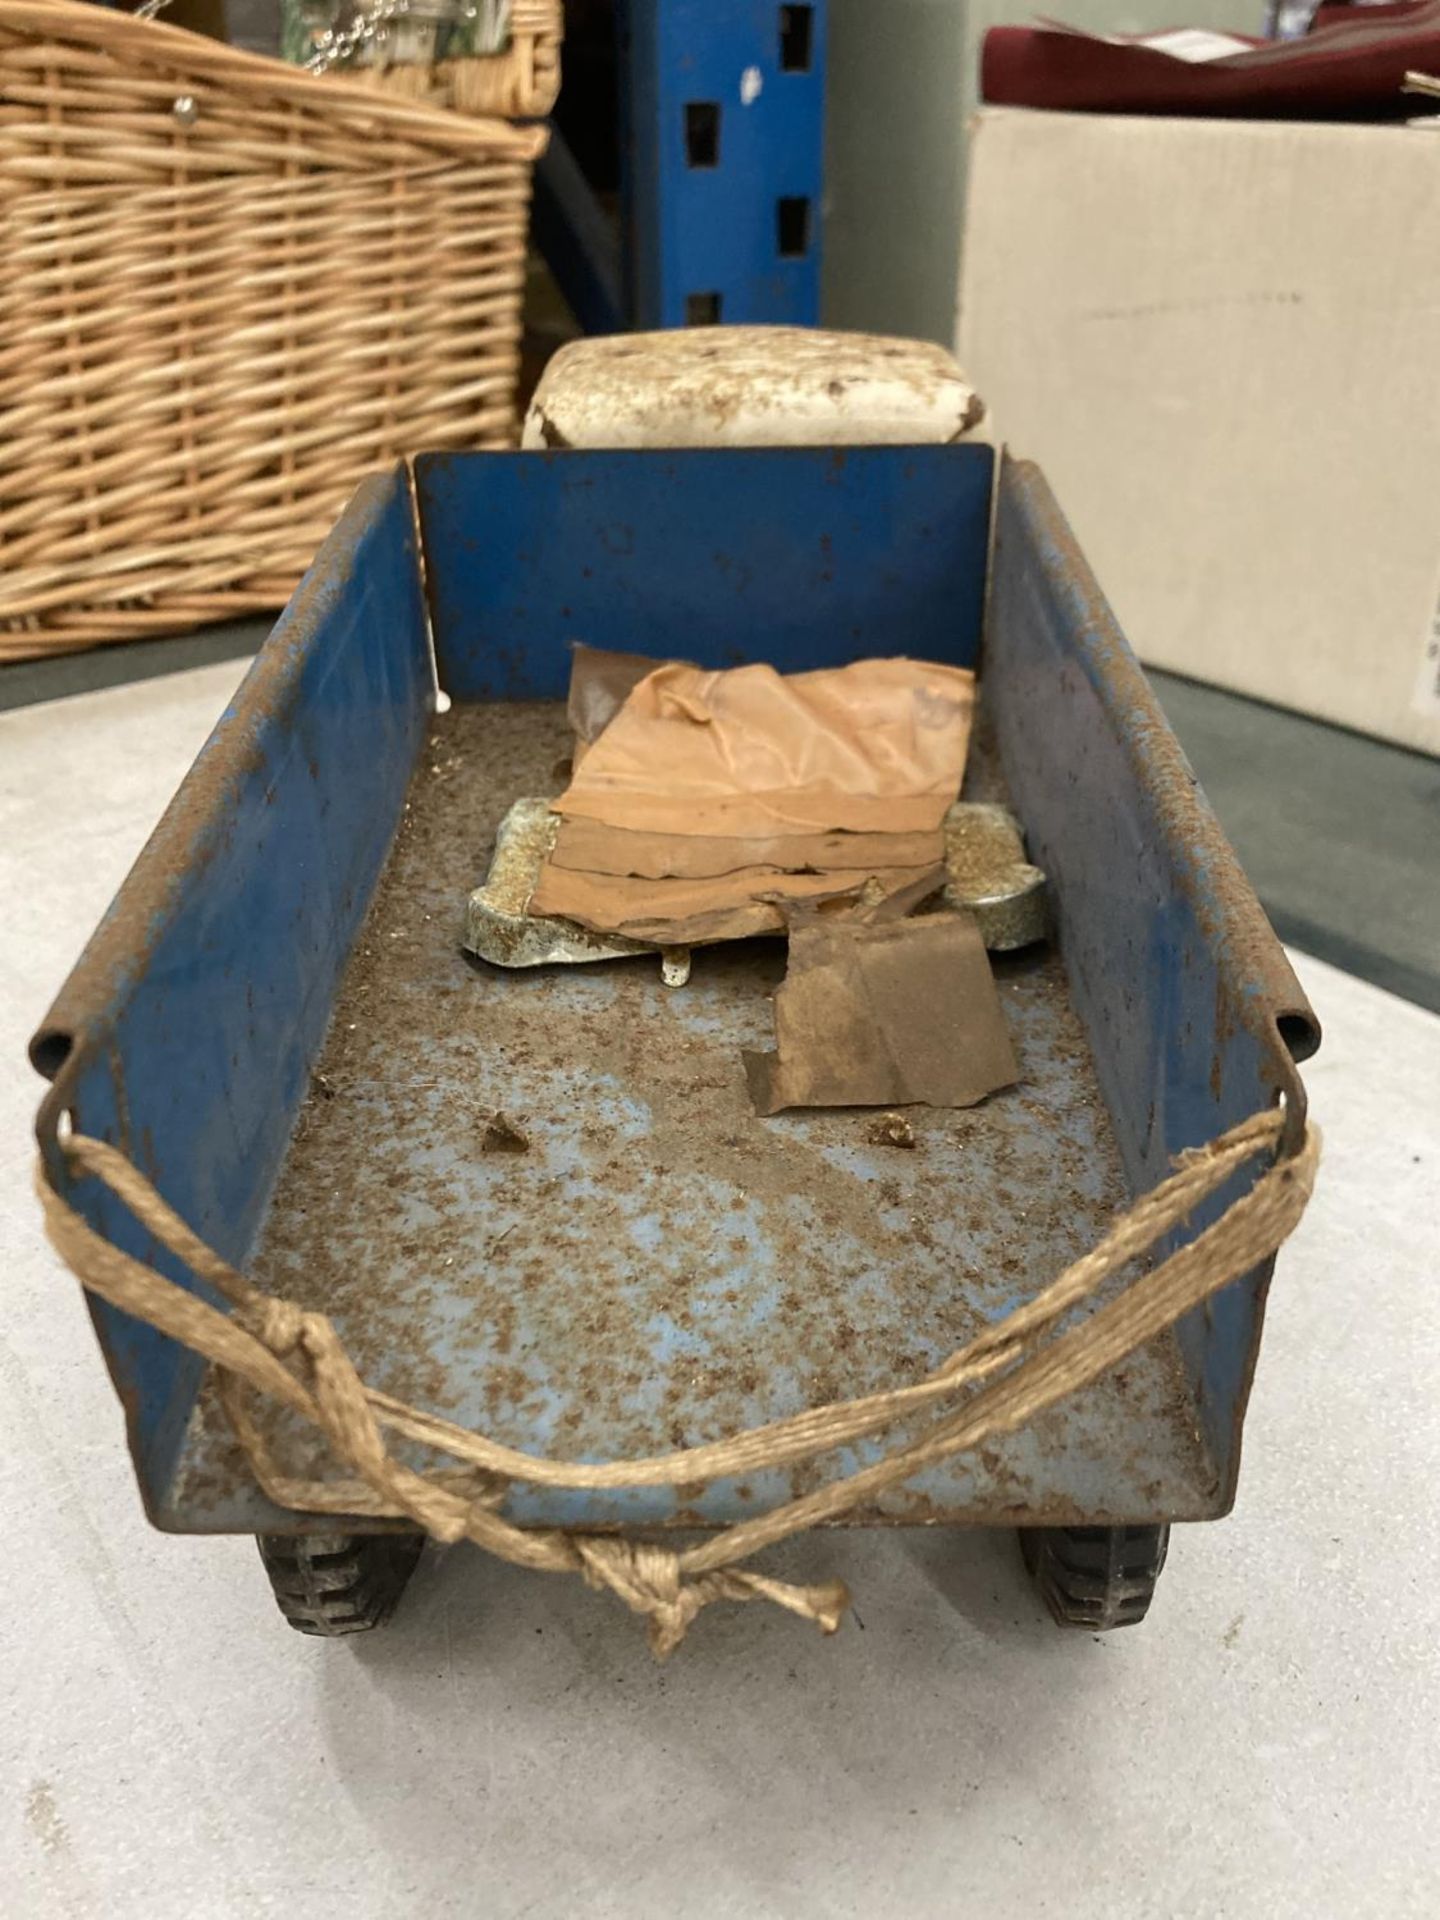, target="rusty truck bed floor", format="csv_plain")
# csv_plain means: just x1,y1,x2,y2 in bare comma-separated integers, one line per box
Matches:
171,702,1217,1531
